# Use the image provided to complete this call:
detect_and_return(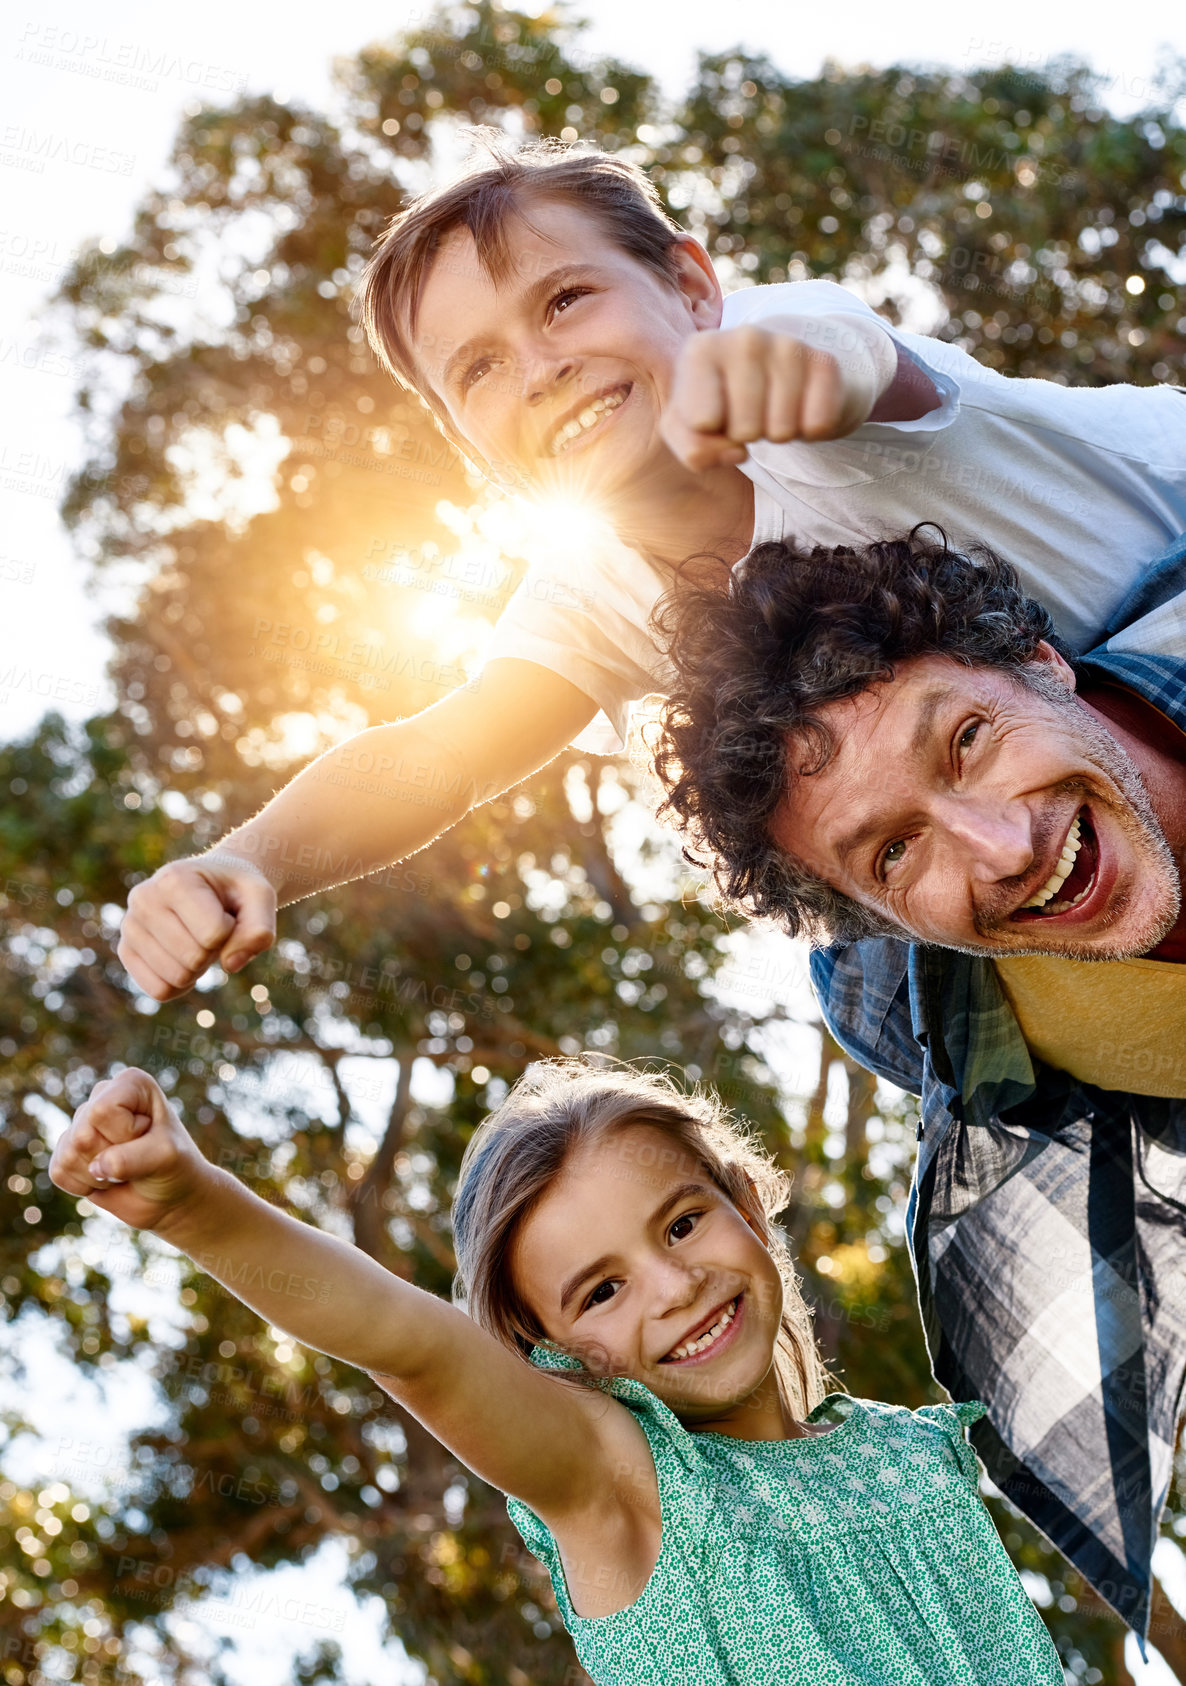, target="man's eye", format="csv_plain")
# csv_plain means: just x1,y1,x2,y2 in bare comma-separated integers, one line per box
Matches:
957,723,980,754
881,839,908,872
